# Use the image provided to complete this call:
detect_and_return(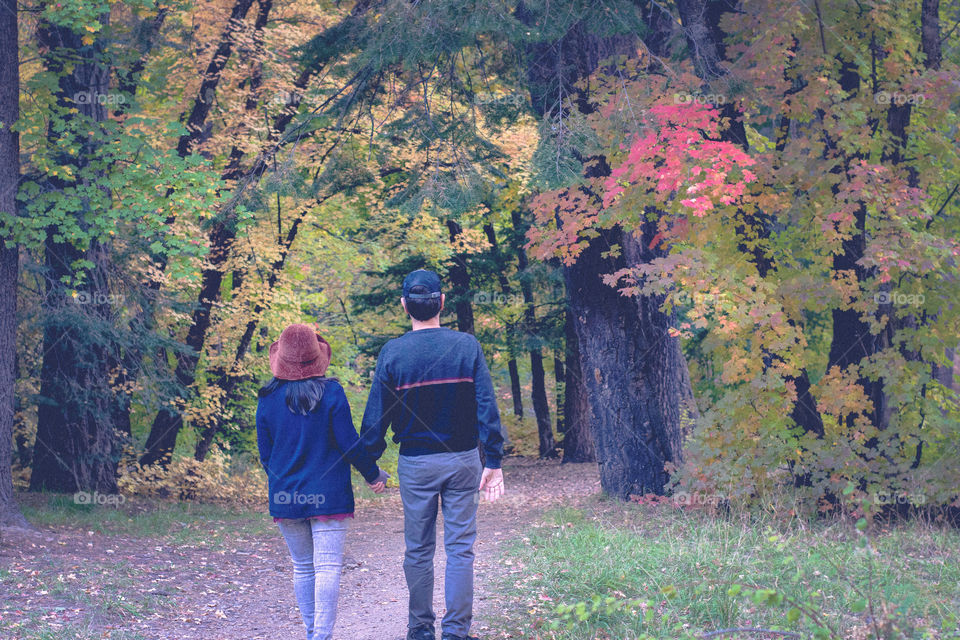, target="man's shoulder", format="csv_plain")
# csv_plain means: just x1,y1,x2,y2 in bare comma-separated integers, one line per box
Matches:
393,327,477,342
431,328,481,353
442,327,480,343
378,336,403,354
387,328,481,357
